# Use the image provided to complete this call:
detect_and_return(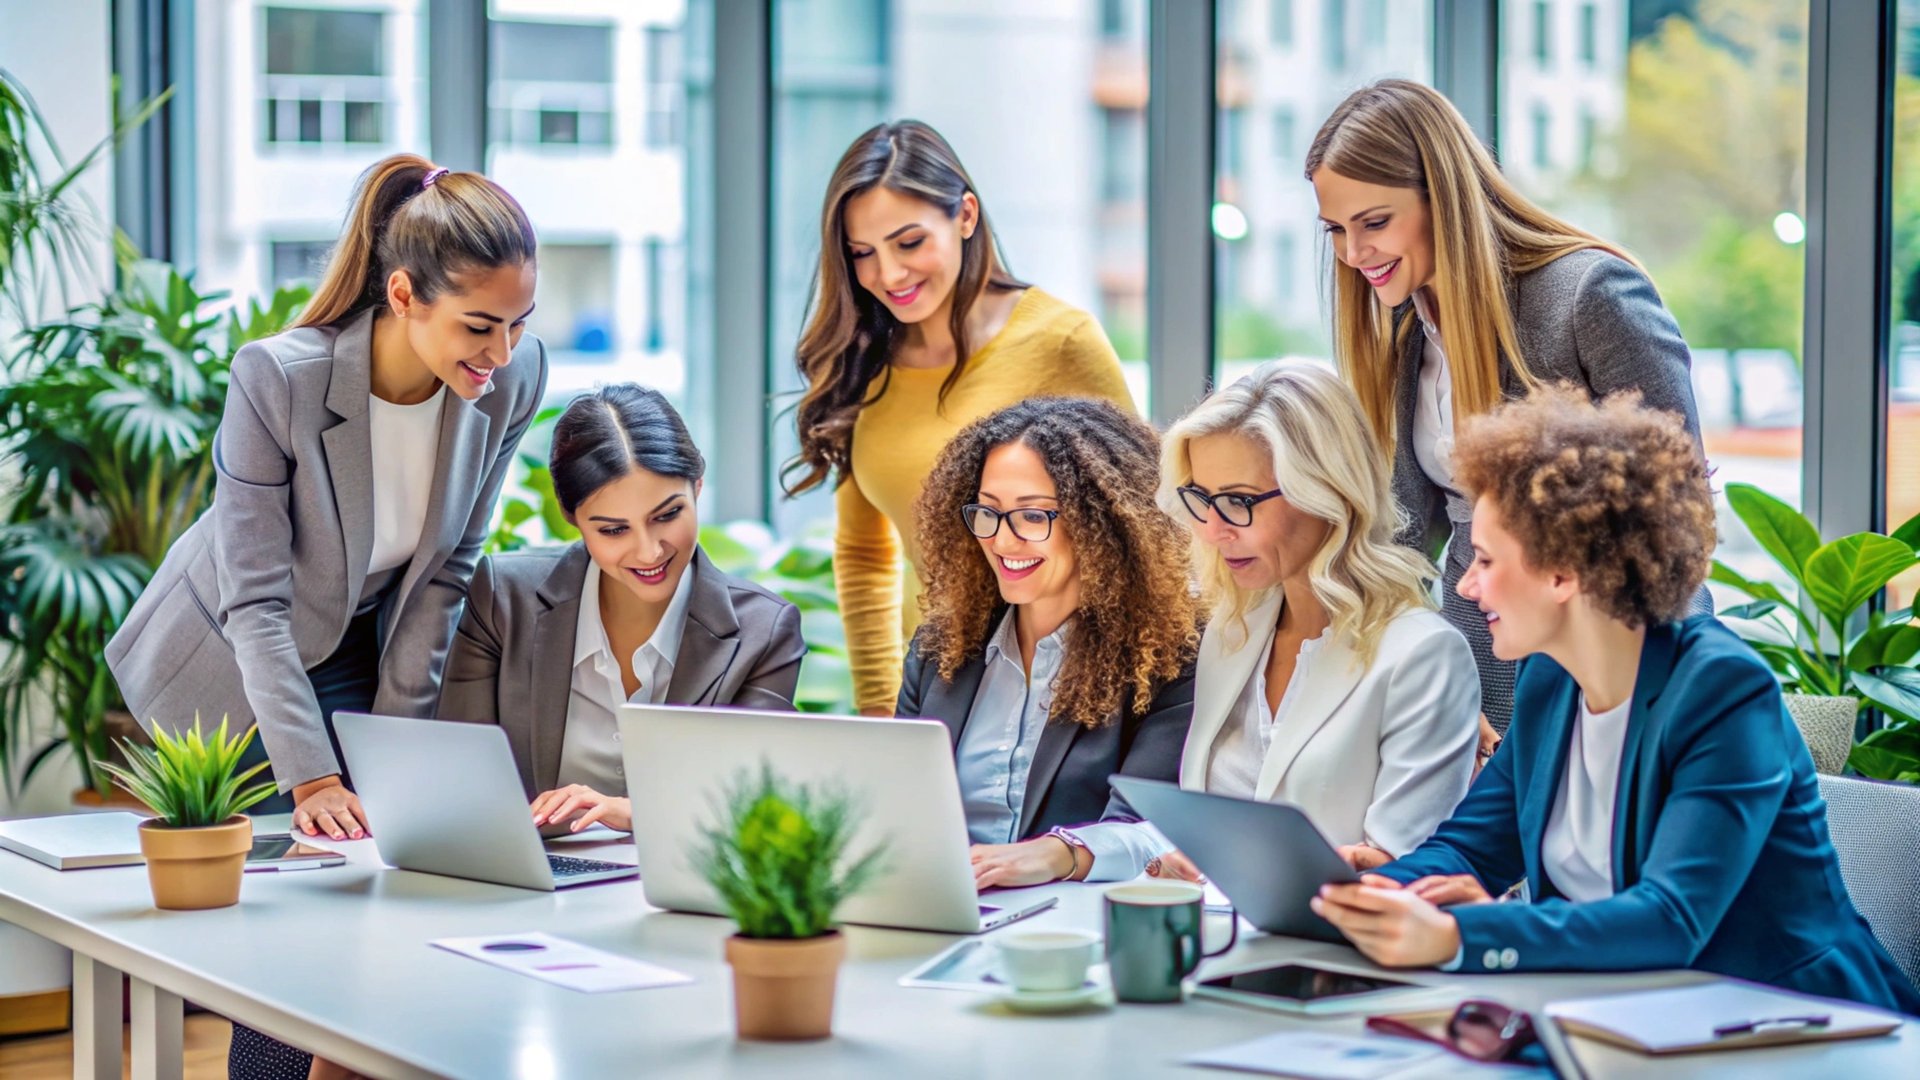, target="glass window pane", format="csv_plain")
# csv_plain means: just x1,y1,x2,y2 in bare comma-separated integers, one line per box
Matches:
196,2,424,302
484,0,699,545
1214,1,1433,387
1502,1,1809,602
1888,0,1920,607
770,0,1149,537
